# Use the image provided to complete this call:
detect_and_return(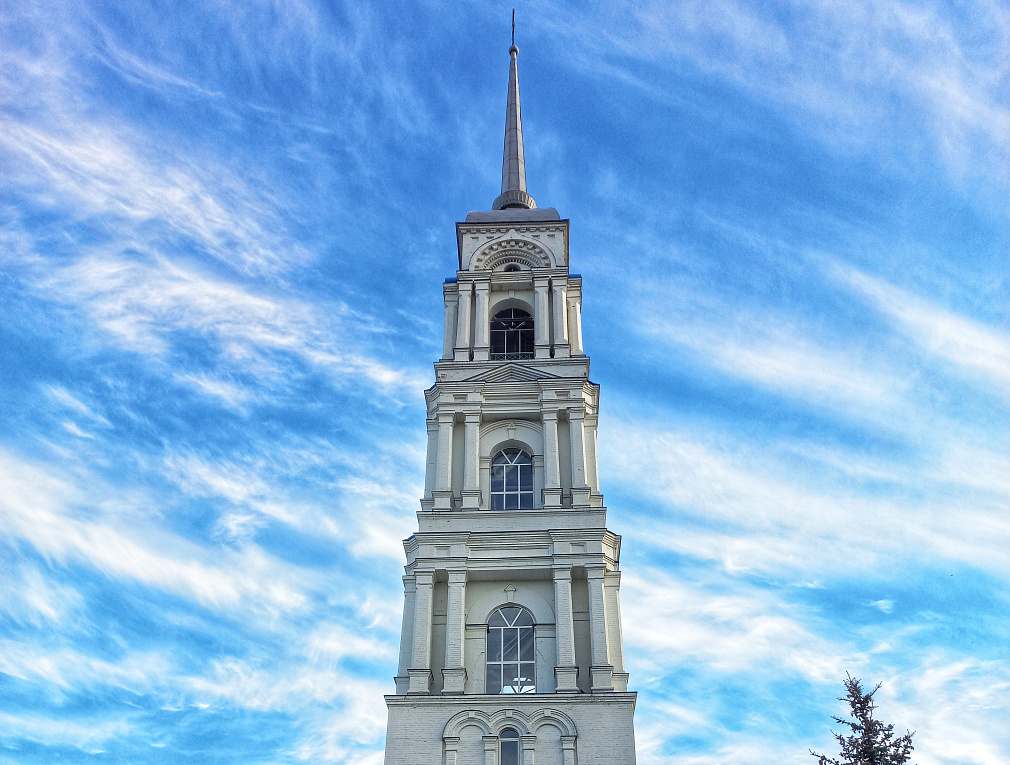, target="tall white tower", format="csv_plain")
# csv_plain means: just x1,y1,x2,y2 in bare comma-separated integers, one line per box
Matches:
383,42,637,765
